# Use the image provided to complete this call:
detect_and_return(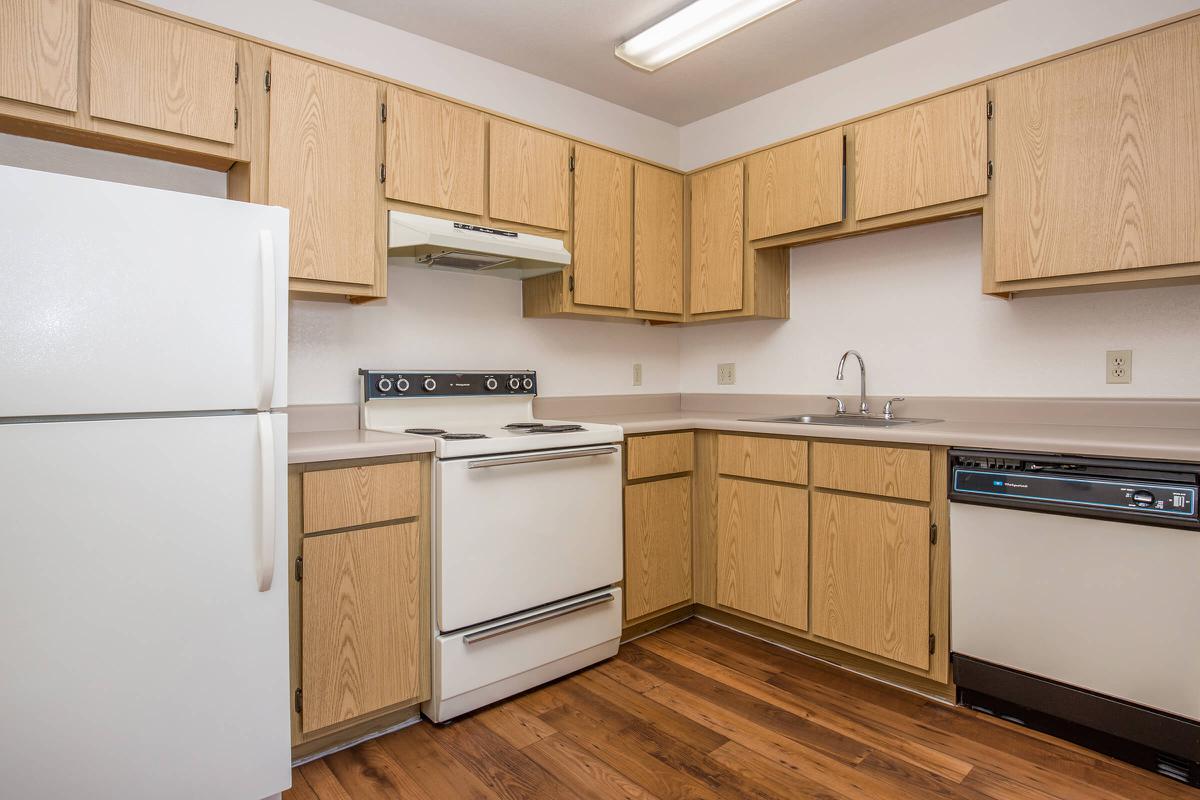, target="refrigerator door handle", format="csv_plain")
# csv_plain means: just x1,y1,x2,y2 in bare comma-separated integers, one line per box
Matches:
257,229,276,412
257,412,276,592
